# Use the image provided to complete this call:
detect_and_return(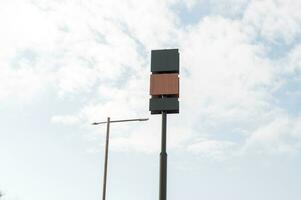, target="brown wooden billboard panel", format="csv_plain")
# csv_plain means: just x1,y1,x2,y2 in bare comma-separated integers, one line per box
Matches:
150,73,179,96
